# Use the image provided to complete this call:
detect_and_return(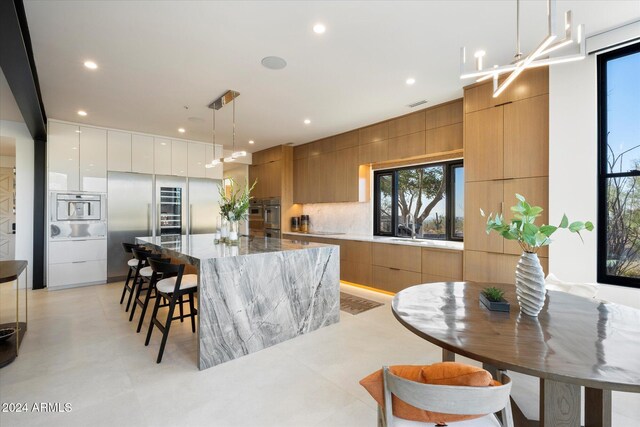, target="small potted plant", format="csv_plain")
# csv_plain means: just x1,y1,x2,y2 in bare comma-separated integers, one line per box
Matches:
479,287,510,312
